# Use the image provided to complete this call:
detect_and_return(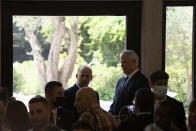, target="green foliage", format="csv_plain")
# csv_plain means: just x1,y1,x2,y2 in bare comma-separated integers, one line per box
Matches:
40,23,54,42
79,16,126,67
88,16,126,67
91,64,123,101
13,60,123,101
13,67,23,93
13,61,41,95
78,18,95,63
166,7,193,114
13,16,126,102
